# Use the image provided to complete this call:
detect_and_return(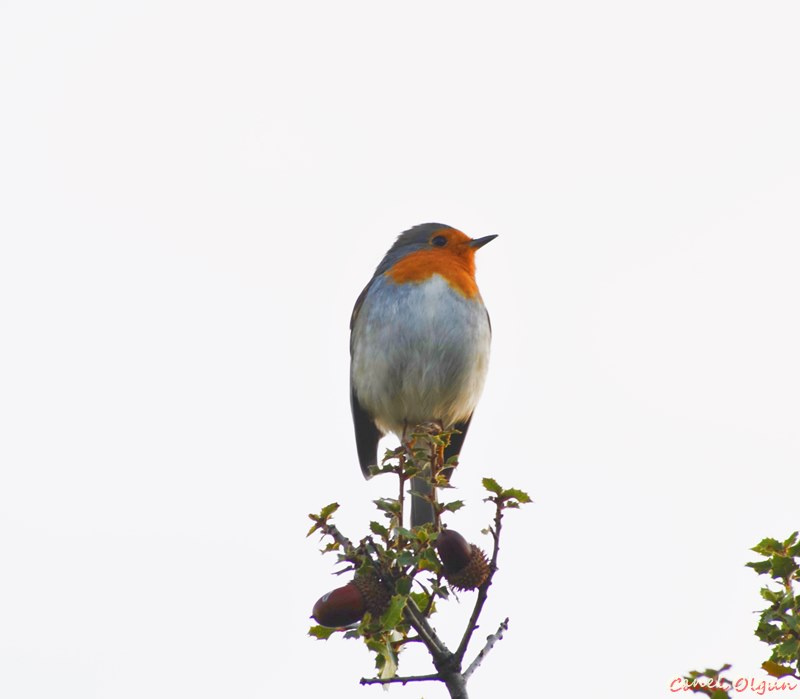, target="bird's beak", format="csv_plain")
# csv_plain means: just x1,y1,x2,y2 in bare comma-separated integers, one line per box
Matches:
469,234,498,250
